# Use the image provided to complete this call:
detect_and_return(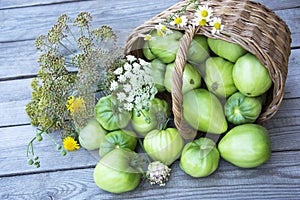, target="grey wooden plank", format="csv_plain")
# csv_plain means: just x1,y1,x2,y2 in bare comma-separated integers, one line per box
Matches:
0,1,299,46
0,0,81,10
0,0,179,42
0,125,98,177
0,97,299,176
0,4,299,80
0,150,299,199
1,0,299,10
0,48,298,126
